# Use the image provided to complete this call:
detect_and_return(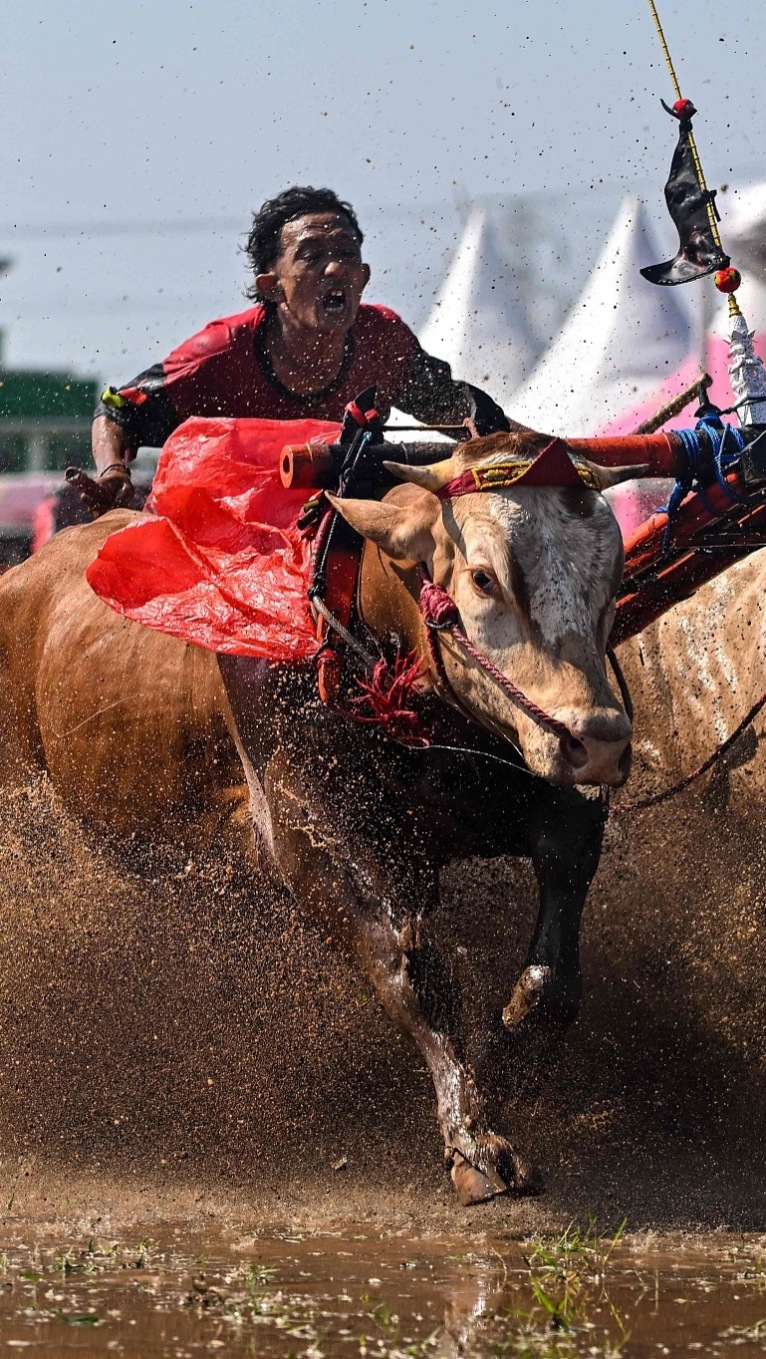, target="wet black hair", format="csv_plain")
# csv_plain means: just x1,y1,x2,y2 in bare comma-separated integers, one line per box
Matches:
245,187,364,303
